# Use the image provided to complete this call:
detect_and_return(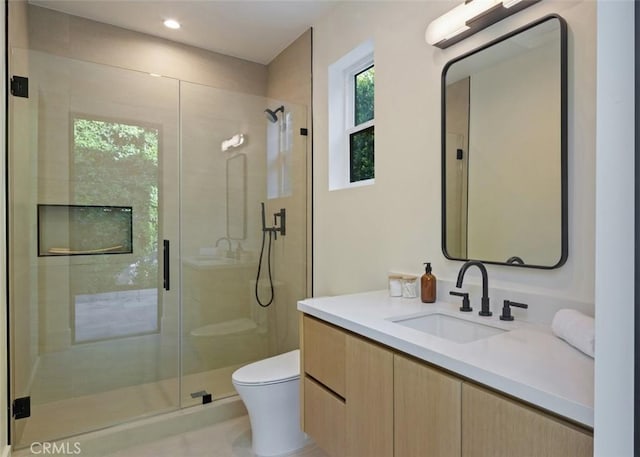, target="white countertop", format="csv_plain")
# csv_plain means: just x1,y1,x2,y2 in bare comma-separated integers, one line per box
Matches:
298,290,594,428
